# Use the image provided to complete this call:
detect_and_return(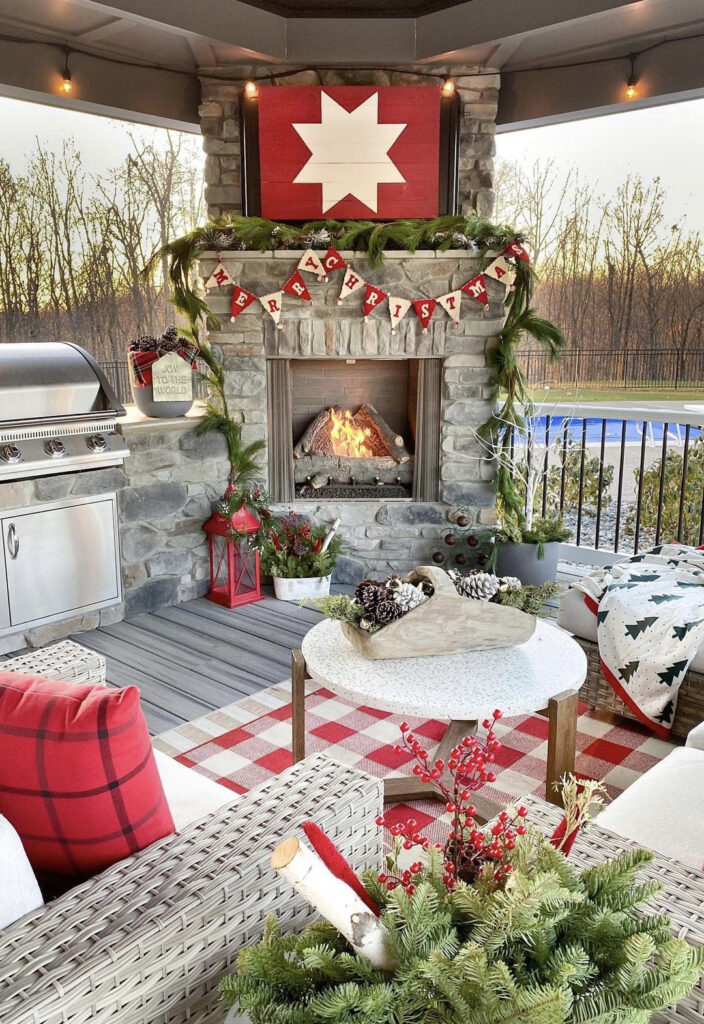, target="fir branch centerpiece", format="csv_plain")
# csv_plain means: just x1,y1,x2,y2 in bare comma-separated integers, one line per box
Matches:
220,719,703,1024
